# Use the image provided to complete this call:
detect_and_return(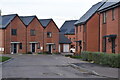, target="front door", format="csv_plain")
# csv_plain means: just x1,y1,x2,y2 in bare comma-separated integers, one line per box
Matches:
11,43,17,53
103,37,106,52
48,45,52,53
112,39,115,53
32,43,35,53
